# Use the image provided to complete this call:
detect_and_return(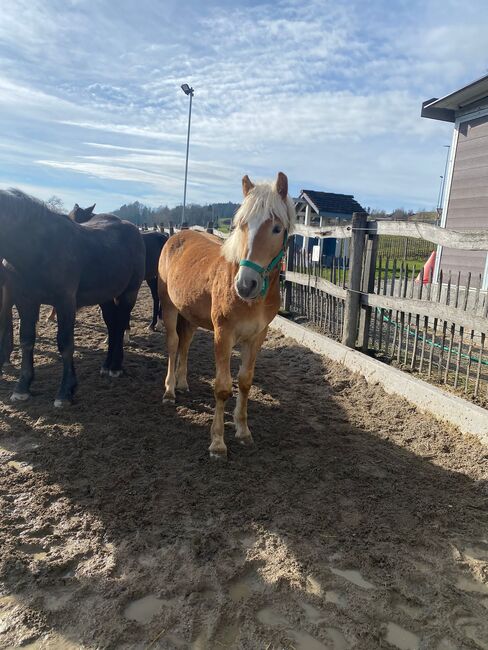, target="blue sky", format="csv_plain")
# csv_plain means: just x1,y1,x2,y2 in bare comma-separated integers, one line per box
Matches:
1,0,487,212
